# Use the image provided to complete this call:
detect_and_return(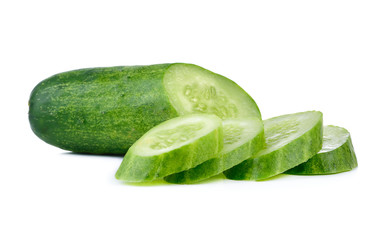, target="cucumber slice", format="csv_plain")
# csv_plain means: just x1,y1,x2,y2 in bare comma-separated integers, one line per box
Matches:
224,111,323,181
115,114,223,182
164,118,265,184
164,64,261,120
285,125,358,175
